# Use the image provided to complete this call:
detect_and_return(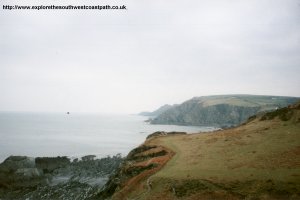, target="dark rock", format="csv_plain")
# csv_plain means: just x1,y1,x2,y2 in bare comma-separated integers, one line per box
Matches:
0,154,123,200
0,156,45,190
81,155,96,161
0,156,35,172
35,156,70,173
